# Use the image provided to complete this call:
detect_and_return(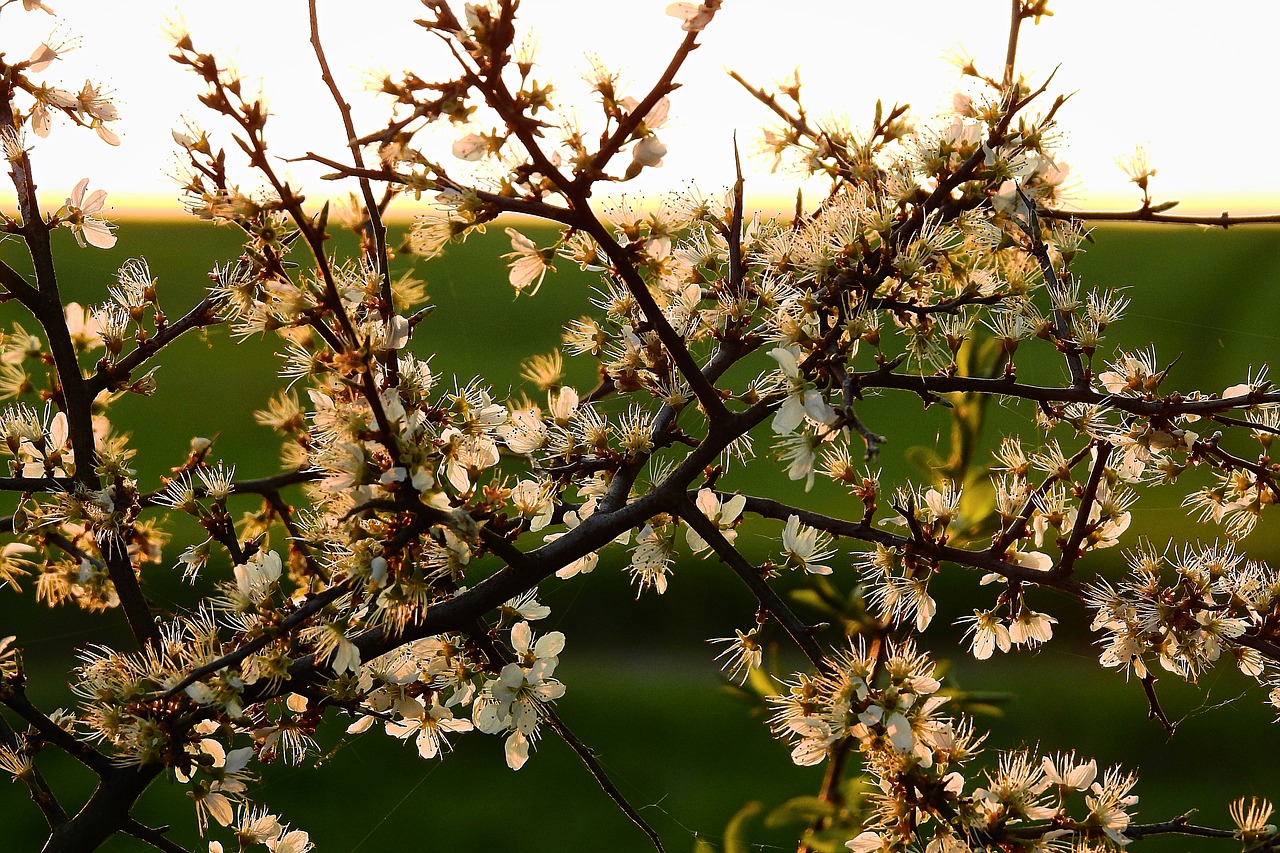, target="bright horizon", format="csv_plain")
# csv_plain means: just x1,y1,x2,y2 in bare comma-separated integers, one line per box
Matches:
3,1,1279,219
